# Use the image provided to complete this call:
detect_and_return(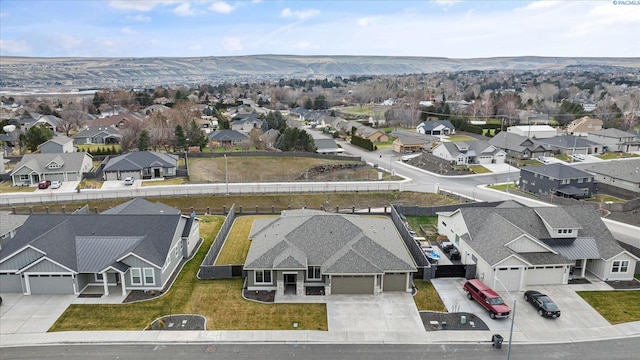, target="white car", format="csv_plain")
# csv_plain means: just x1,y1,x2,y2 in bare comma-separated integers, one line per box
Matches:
124,177,135,186
50,180,62,189
537,156,550,164
572,154,585,161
